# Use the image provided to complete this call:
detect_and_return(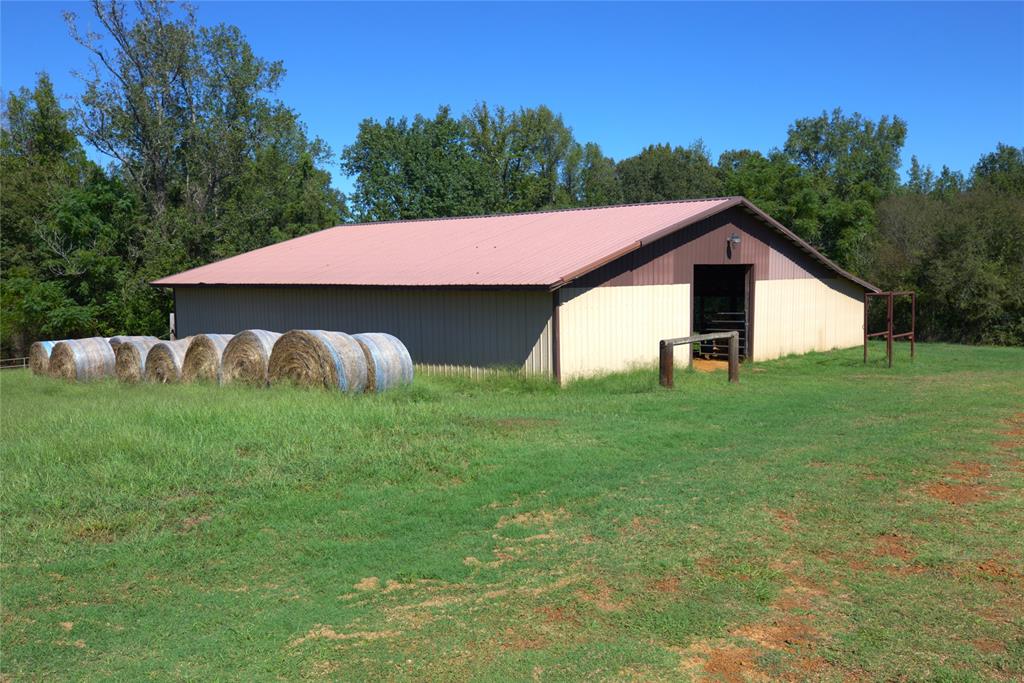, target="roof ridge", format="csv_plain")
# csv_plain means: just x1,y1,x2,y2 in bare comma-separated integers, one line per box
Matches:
335,196,738,229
